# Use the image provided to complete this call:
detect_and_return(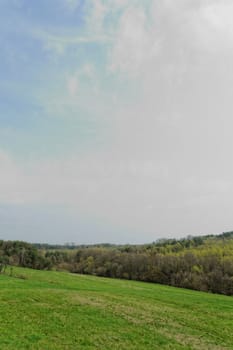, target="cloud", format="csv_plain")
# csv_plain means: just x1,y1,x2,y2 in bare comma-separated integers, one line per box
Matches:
195,1,233,52
34,30,110,55
1,141,233,240
2,0,233,241
109,5,160,76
